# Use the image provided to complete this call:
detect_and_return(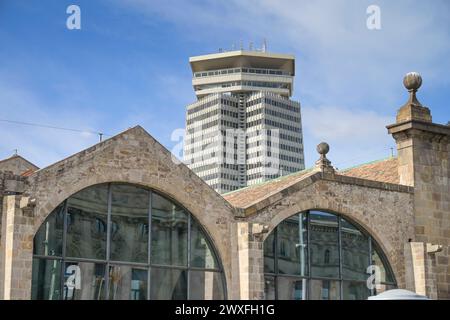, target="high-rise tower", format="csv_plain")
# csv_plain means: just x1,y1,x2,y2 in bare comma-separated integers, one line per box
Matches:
184,49,305,194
